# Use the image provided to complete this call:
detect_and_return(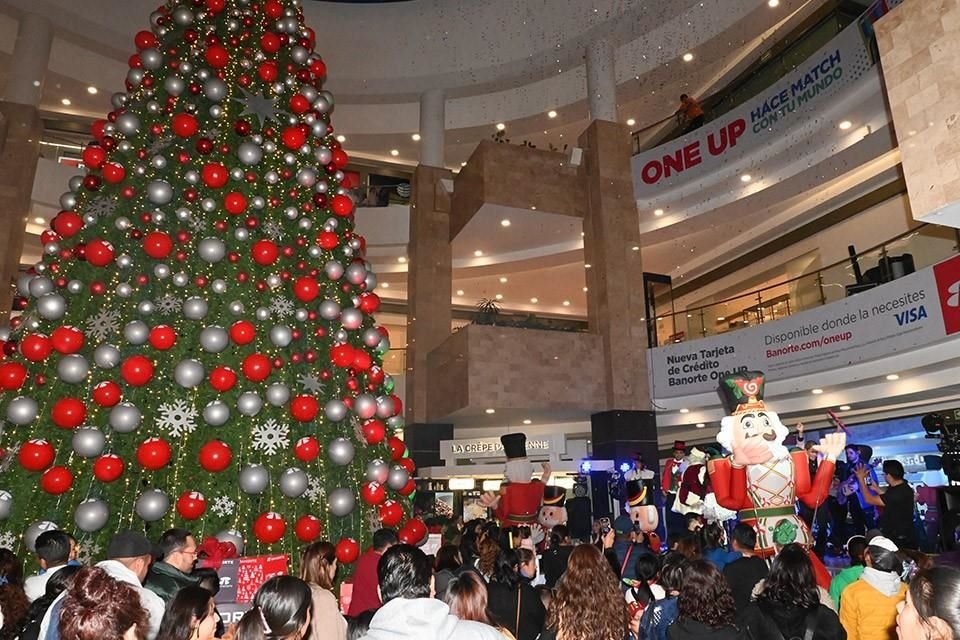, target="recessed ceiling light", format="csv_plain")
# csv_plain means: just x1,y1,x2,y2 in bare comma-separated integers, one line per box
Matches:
626,118,636,126
530,205,536,211
547,110,557,119
654,209,664,216
632,246,640,251
397,256,407,264
381,282,390,288
696,423,705,429
562,300,571,306
812,388,824,395
336,135,346,143
495,294,503,300
500,219,511,227
584,264,592,269
717,316,726,321
682,53,694,62
390,149,399,156
412,133,421,141
86,86,98,95
523,419,532,425
740,174,752,182
499,277,508,283
485,408,496,414
680,408,690,414
839,405,851,411
768,0,779,6
474,250,483,257
886,373,900,381
33,217,44,224
456,289,464,296
582,287,588,292
61,98,71,106
530,297,538,303
838,120,852,130
496,123,506,131
461,161,467,167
